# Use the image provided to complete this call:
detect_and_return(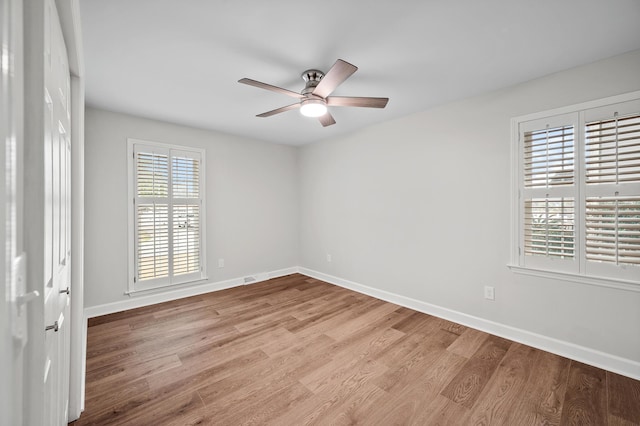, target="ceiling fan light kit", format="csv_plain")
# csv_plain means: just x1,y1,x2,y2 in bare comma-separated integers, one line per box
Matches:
239,59,389,127
300,99,327,117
